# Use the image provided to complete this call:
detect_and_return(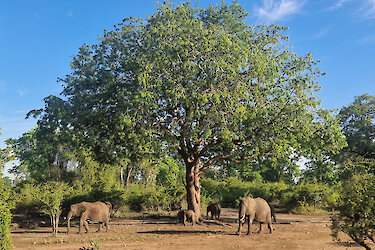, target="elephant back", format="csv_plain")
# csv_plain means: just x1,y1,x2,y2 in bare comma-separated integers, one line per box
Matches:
253,198,271,222
85,202,110,222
